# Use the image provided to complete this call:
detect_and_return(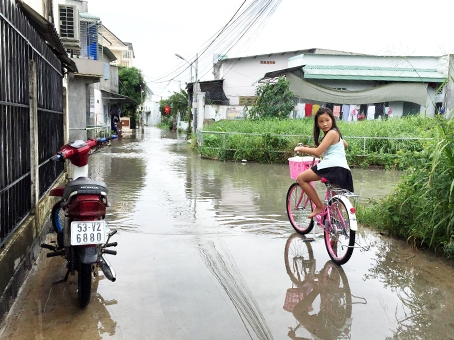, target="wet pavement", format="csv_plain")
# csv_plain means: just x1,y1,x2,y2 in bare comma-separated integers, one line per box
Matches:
1,127,454,340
